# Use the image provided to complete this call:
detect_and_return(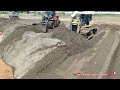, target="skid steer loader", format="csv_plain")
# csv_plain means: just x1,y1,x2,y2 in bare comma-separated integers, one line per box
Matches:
32,11,60,33
71,14,97,40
